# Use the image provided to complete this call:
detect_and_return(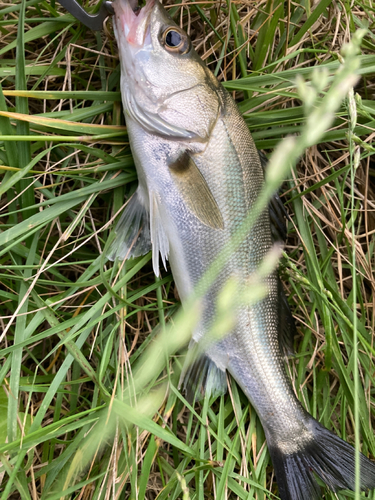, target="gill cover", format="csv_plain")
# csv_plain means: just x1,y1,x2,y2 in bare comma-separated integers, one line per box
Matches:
113,0,221,142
